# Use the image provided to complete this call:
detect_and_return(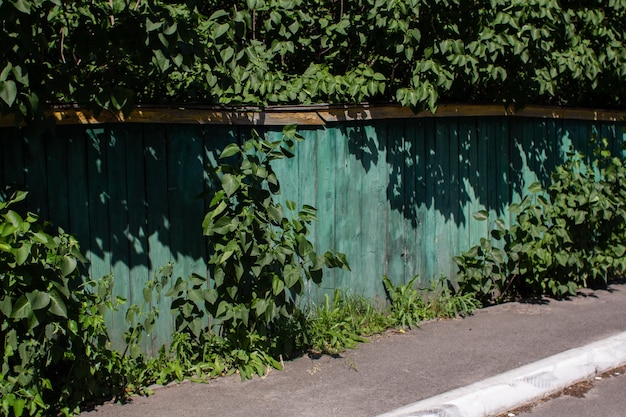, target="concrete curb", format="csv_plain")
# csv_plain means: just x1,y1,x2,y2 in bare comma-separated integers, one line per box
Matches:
376,331,626,417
